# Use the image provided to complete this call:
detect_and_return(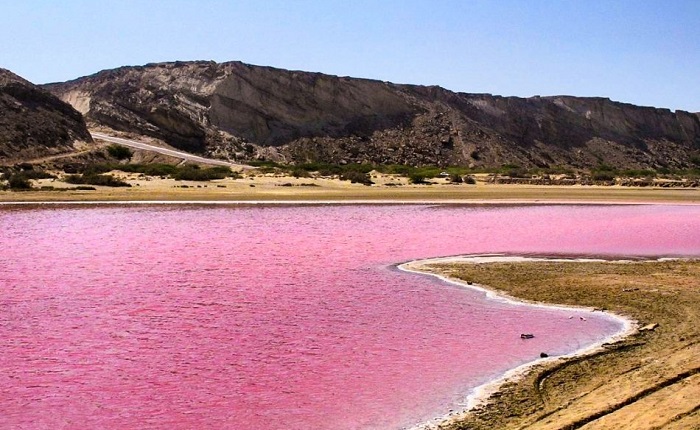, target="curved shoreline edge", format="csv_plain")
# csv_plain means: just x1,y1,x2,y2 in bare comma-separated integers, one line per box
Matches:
398,254,642,430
